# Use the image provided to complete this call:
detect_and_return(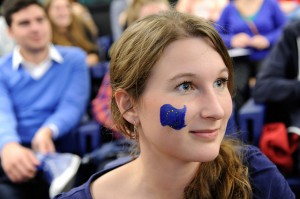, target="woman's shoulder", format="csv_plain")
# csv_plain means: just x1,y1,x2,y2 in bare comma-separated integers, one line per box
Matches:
242,145,295,199
91,159,134,199
242,145,280,175
53,171,102,199
54,157,133,199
